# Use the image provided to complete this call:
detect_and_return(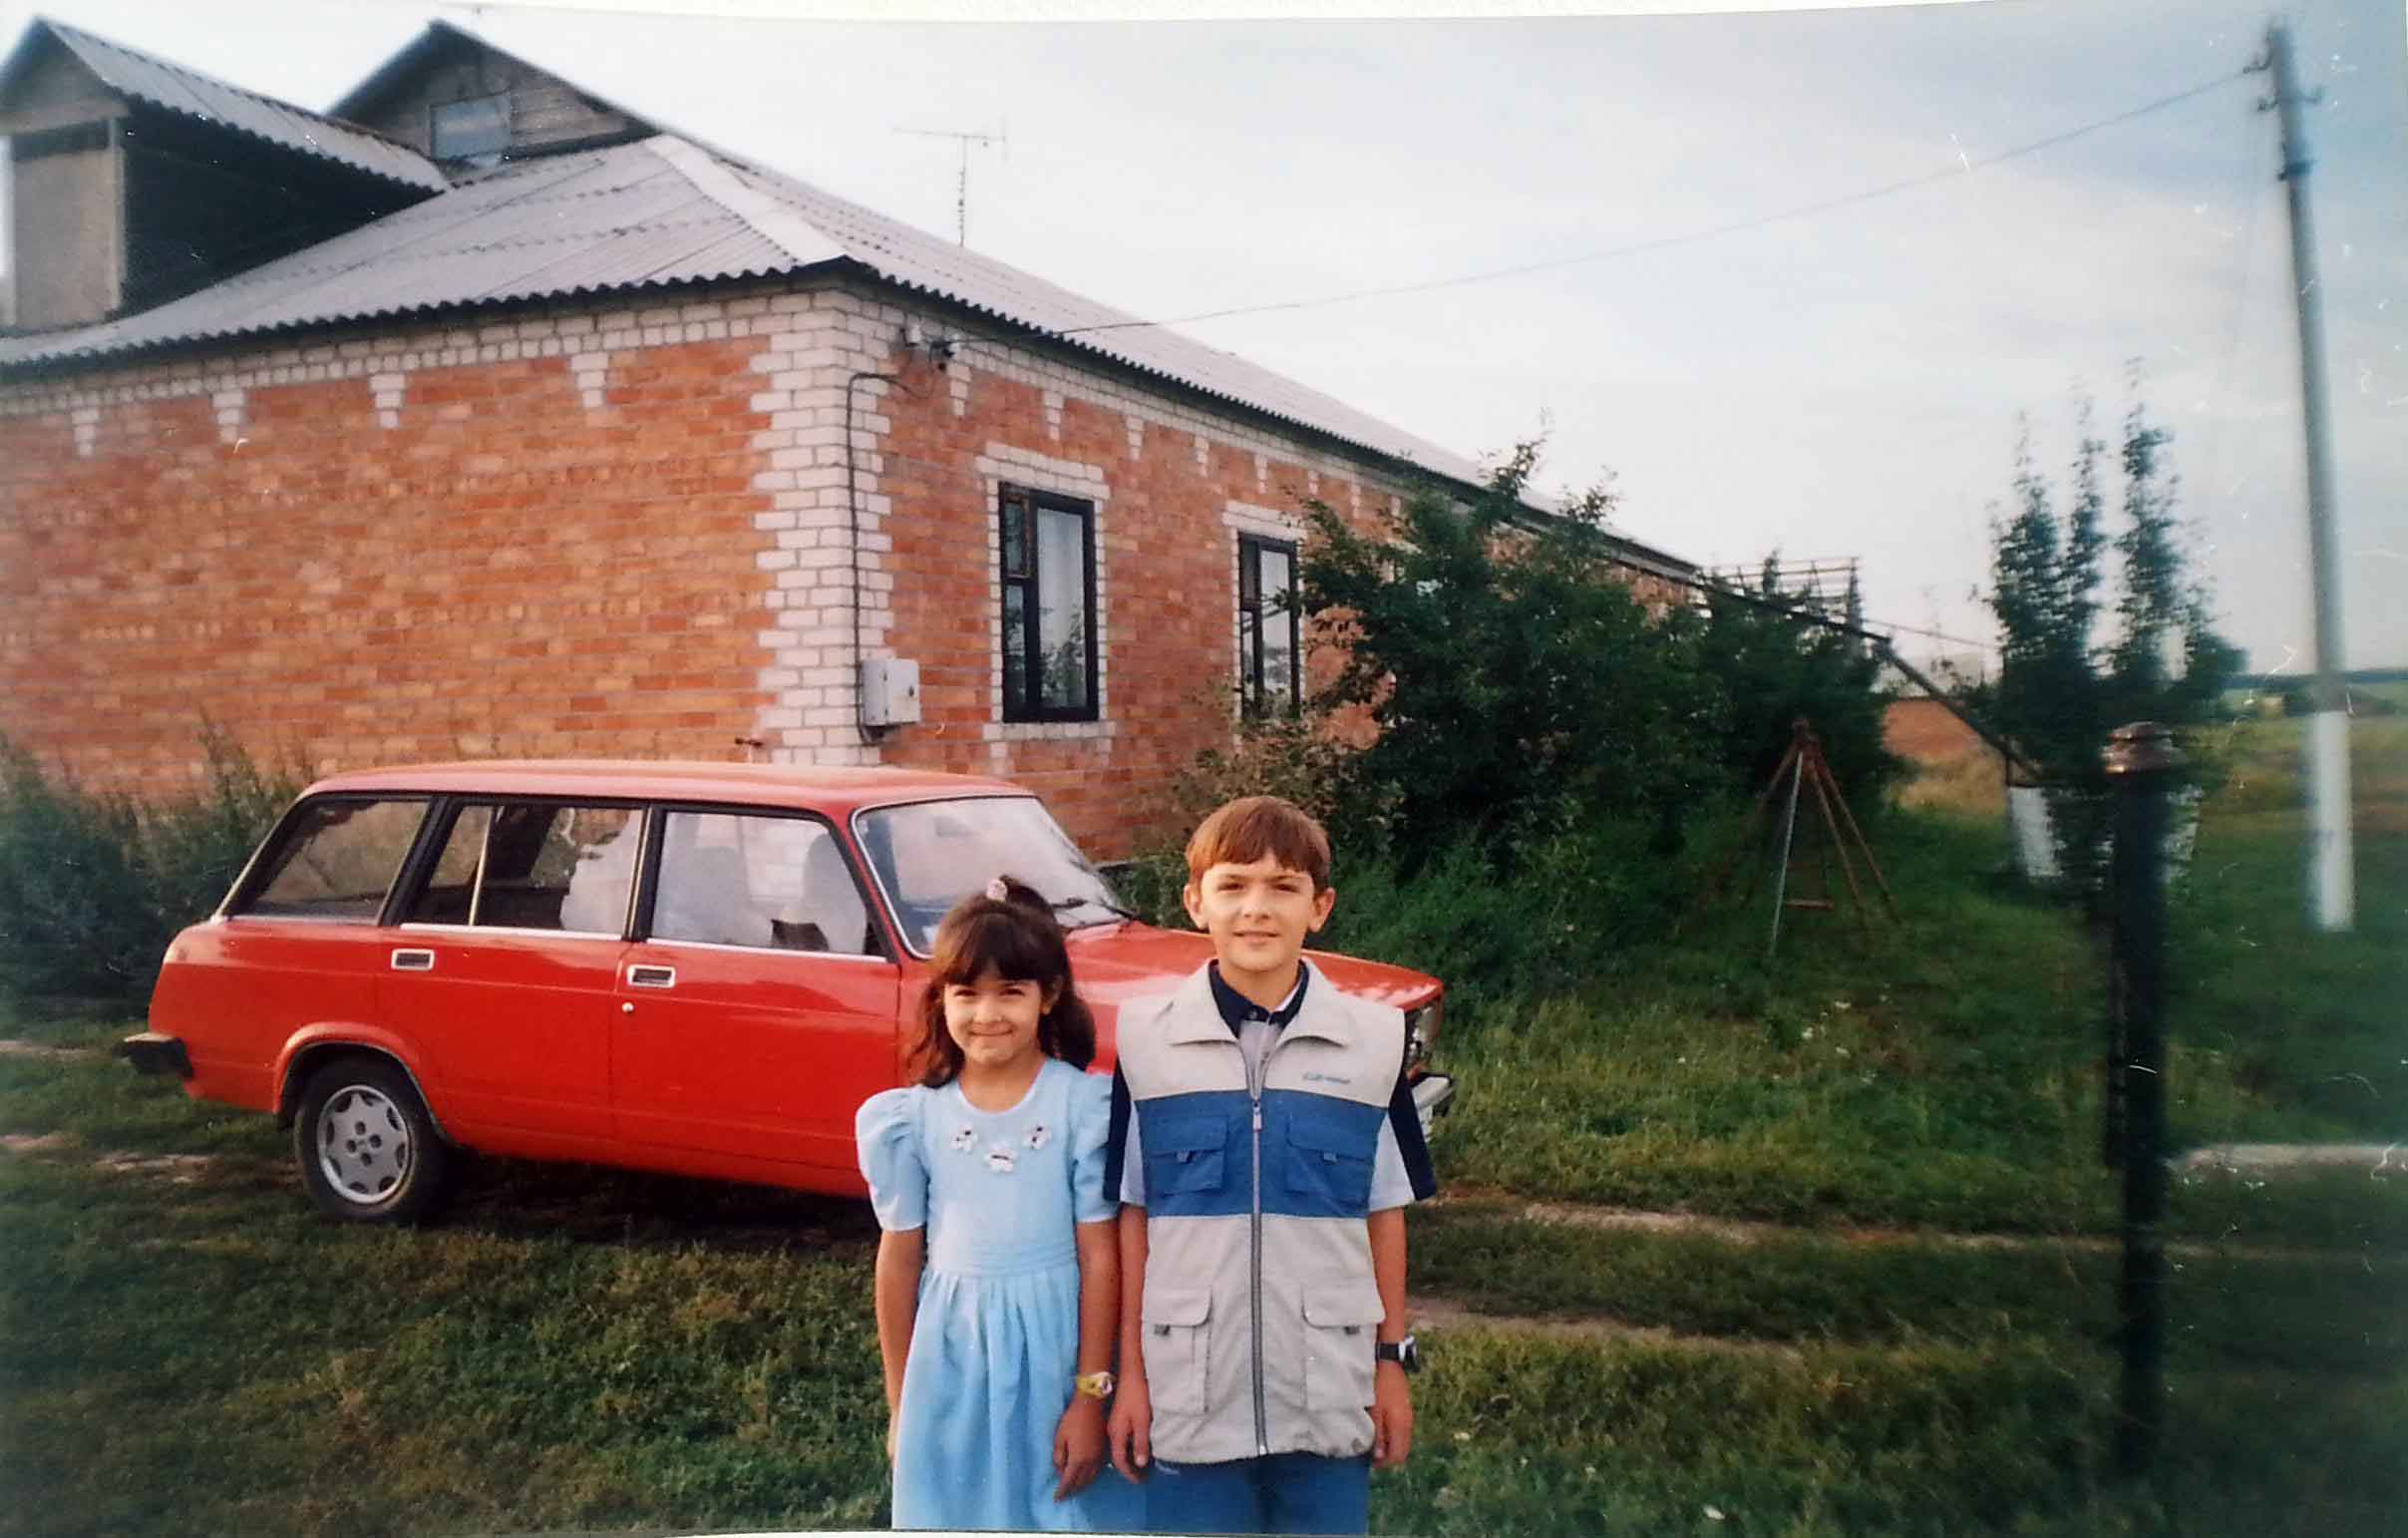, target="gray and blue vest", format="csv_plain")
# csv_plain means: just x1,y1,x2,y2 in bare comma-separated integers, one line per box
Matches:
1108,961,1430,1464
